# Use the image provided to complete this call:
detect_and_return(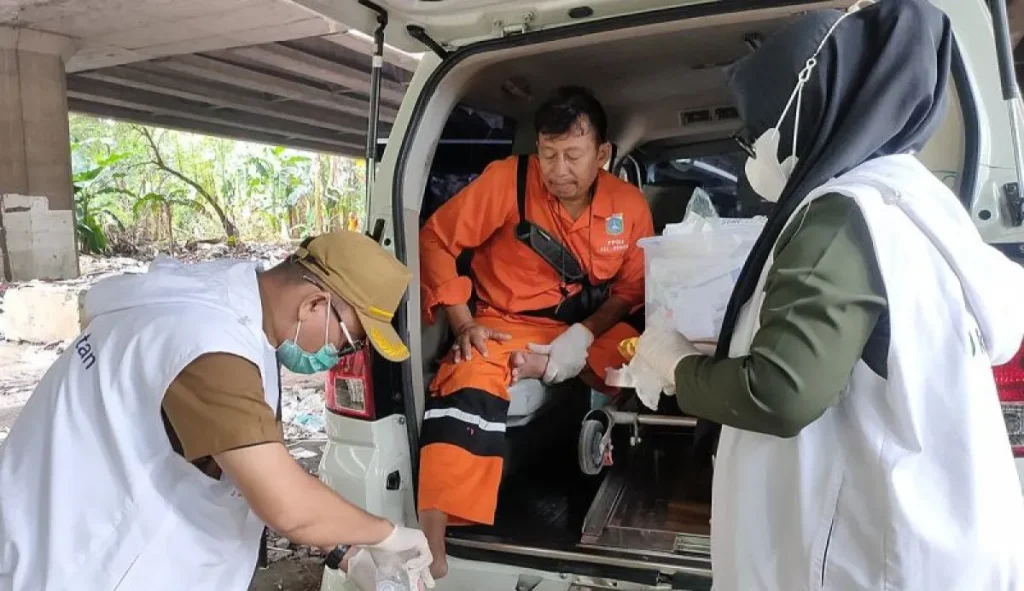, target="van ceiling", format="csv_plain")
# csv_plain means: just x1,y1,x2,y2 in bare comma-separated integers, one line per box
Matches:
461,2,844,150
